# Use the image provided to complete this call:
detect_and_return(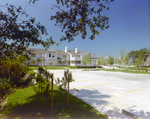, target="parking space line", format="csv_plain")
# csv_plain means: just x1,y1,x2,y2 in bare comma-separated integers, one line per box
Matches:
114,89,142,95
75,83,114,89
74,80,97,82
